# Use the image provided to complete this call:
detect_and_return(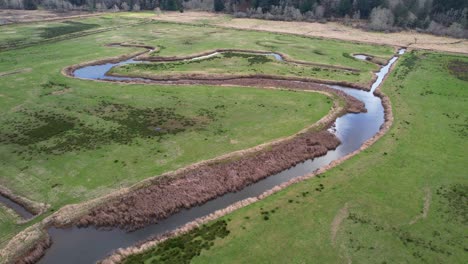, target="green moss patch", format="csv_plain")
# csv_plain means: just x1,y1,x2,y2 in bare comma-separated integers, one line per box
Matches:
123,220,230,264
